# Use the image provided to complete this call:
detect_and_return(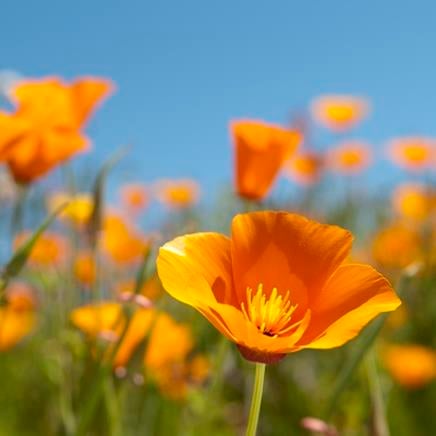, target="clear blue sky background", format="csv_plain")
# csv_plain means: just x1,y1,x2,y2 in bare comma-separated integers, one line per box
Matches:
1,0,436,197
